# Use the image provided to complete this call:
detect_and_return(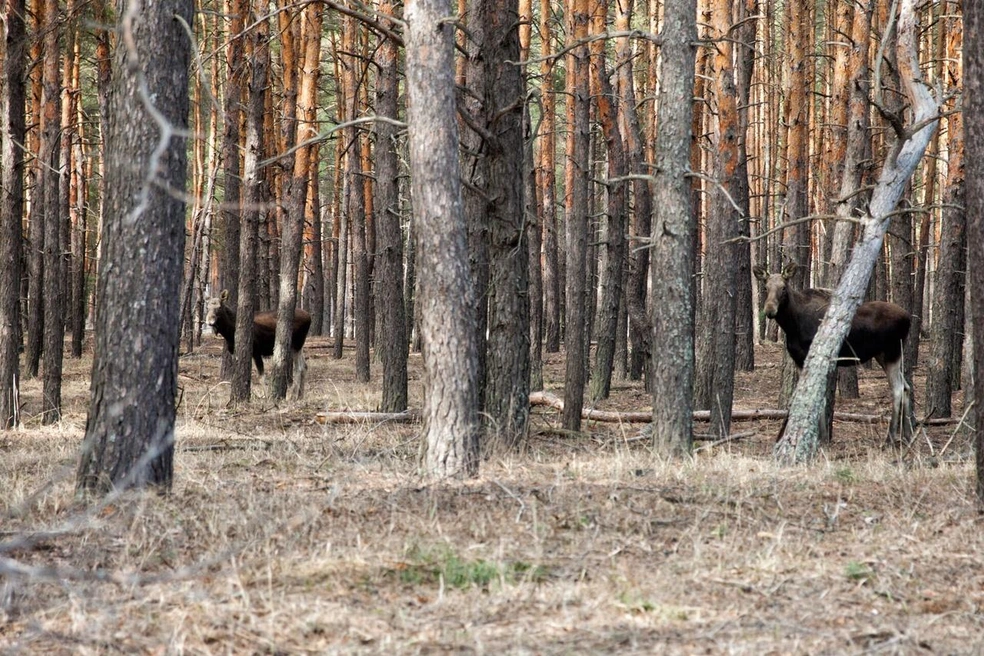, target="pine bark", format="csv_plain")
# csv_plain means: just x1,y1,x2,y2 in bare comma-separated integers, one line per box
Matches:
406,0,480,477
925,104,964,418
77,0,192,493
964,0,984,505
616,0,652,382
539,0,561,354
0,0,27,428
219,0,245,377
230,1,269,403
693,0,740,437
374,0,408,412
270,2,322,400
39,0,63,423
561,0,591,432
650,0,697,456
588,0,627,403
